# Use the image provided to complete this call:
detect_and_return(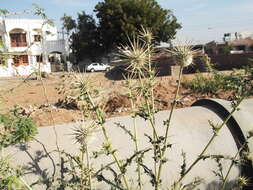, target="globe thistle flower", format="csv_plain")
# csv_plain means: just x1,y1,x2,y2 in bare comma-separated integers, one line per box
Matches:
139,26,154,45
115,36,151,74
72,122,99,146
237,176,250,188
168,40,197,68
